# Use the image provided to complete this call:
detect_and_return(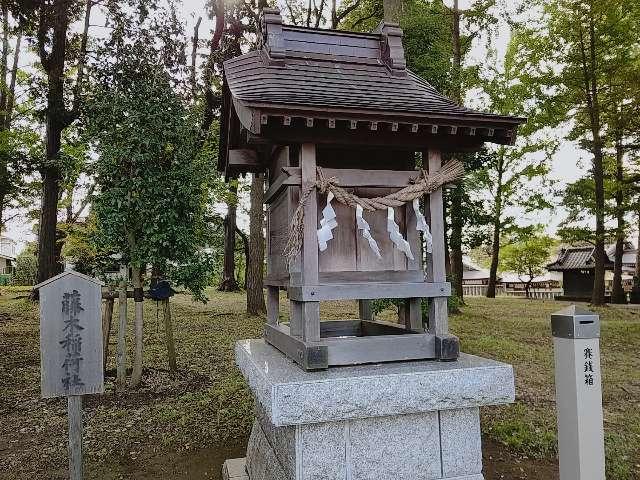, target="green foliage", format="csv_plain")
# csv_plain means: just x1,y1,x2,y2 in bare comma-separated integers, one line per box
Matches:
60,215,98,275
86,3,215,301
499,232,555,291
11,247,38,286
